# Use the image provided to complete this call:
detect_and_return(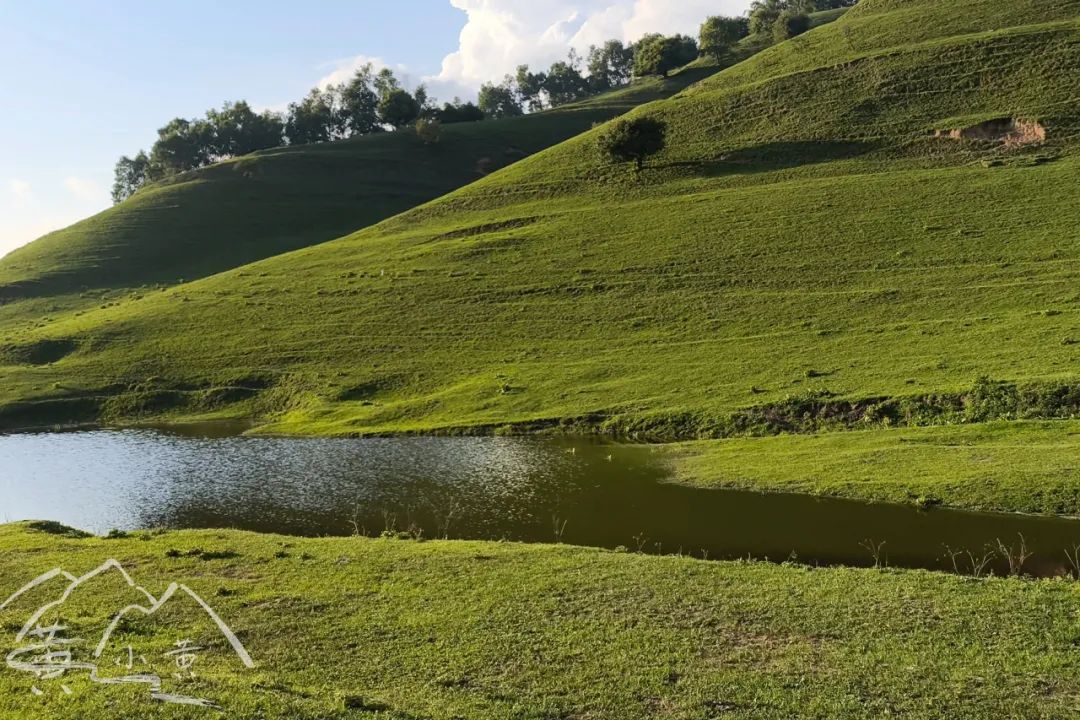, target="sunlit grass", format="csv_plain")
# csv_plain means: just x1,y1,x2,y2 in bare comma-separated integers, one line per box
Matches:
2,522,1079,718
